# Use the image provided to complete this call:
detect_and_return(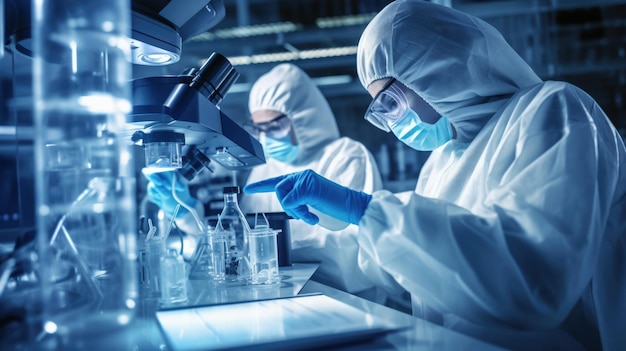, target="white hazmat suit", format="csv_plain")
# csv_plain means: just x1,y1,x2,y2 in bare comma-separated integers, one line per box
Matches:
239,63,389,301
356,1,626,350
